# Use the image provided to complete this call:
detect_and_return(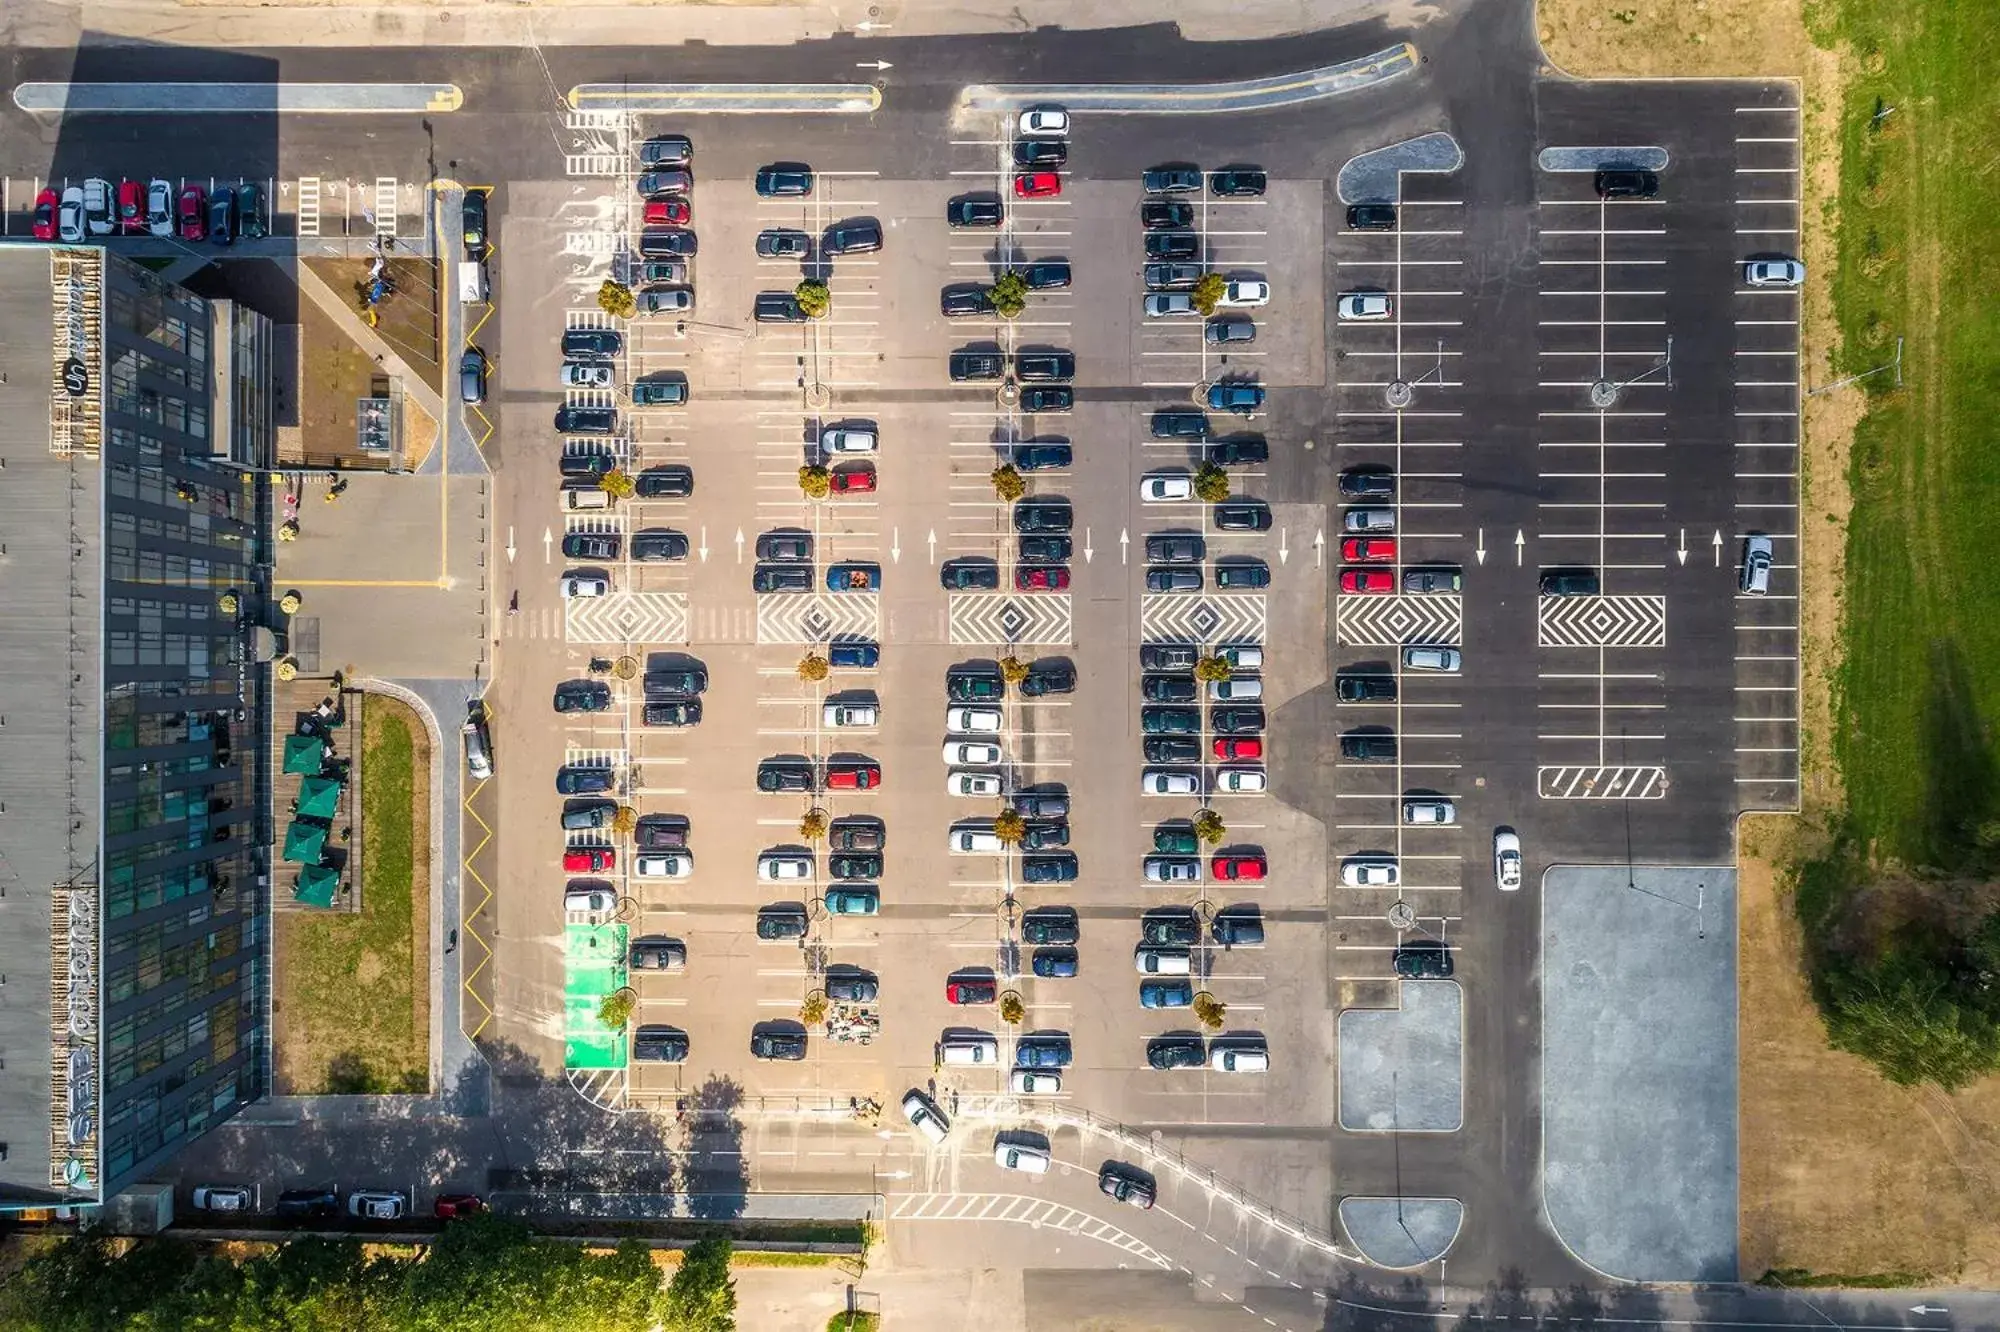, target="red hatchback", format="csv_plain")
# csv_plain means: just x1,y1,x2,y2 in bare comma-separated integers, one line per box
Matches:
1340,568,1394,594
644,198,690,226
1340,537,1397,563
177,184,206,241
434,1194,485,1220
1213,737,1263,761
945,977,997,1005
31,188,57,240
824,763,880,790
830,466,877,495
116,179,144,233
1016,565,1070,591
1013,172,1061,198
1212,854,1268,881
563,847,614,874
